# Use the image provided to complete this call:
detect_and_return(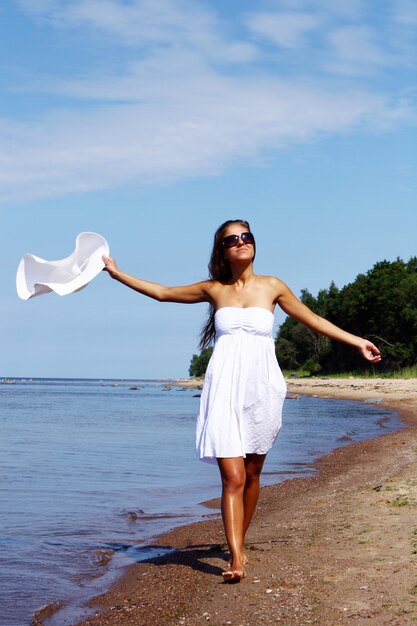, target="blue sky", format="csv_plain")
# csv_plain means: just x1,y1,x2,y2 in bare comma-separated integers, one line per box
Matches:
1,0,416,379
